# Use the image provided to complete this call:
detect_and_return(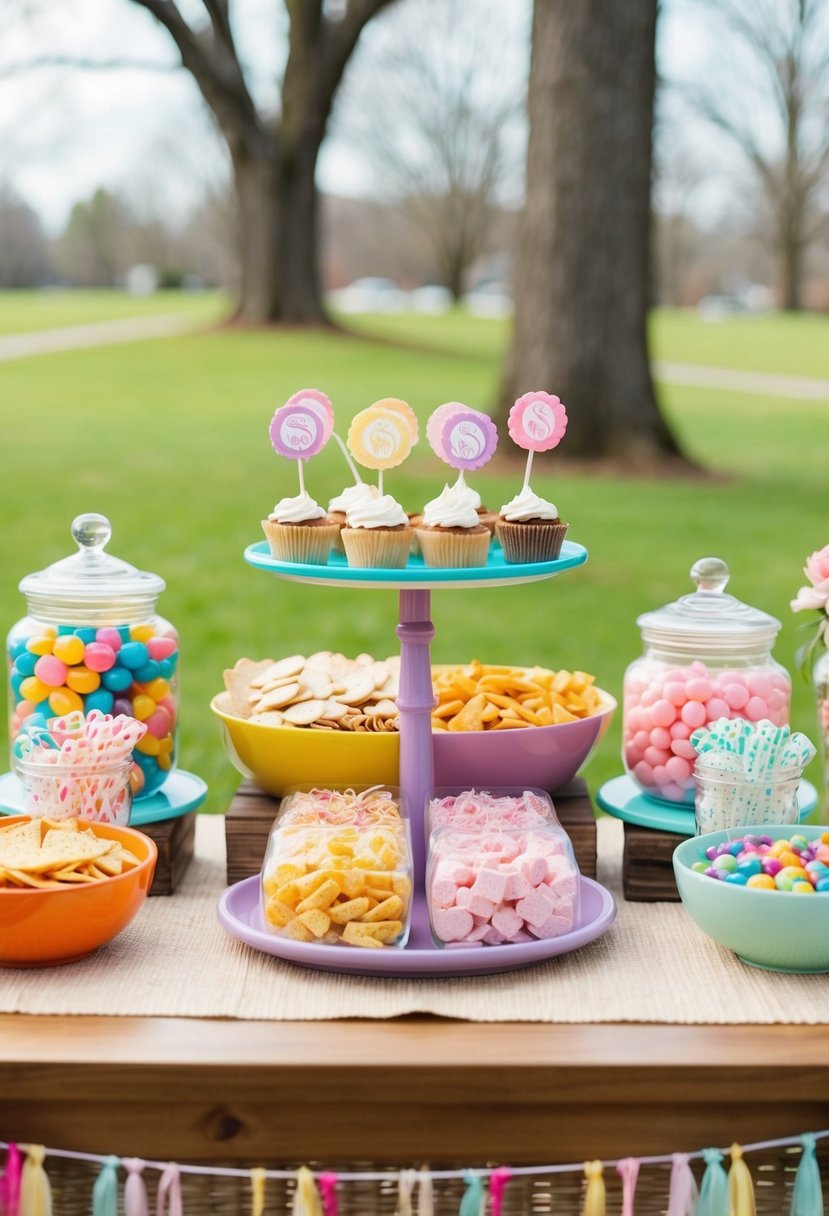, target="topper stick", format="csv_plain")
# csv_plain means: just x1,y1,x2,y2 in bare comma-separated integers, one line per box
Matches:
332,431,363,484
297,458,306,496
378,470,384,495
522,450,534,492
